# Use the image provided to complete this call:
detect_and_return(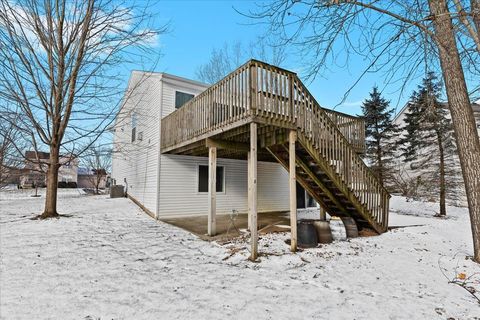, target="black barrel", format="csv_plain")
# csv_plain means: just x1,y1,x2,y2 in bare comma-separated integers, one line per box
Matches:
340,217,359,238
297,219,318,248
313,220,333,244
